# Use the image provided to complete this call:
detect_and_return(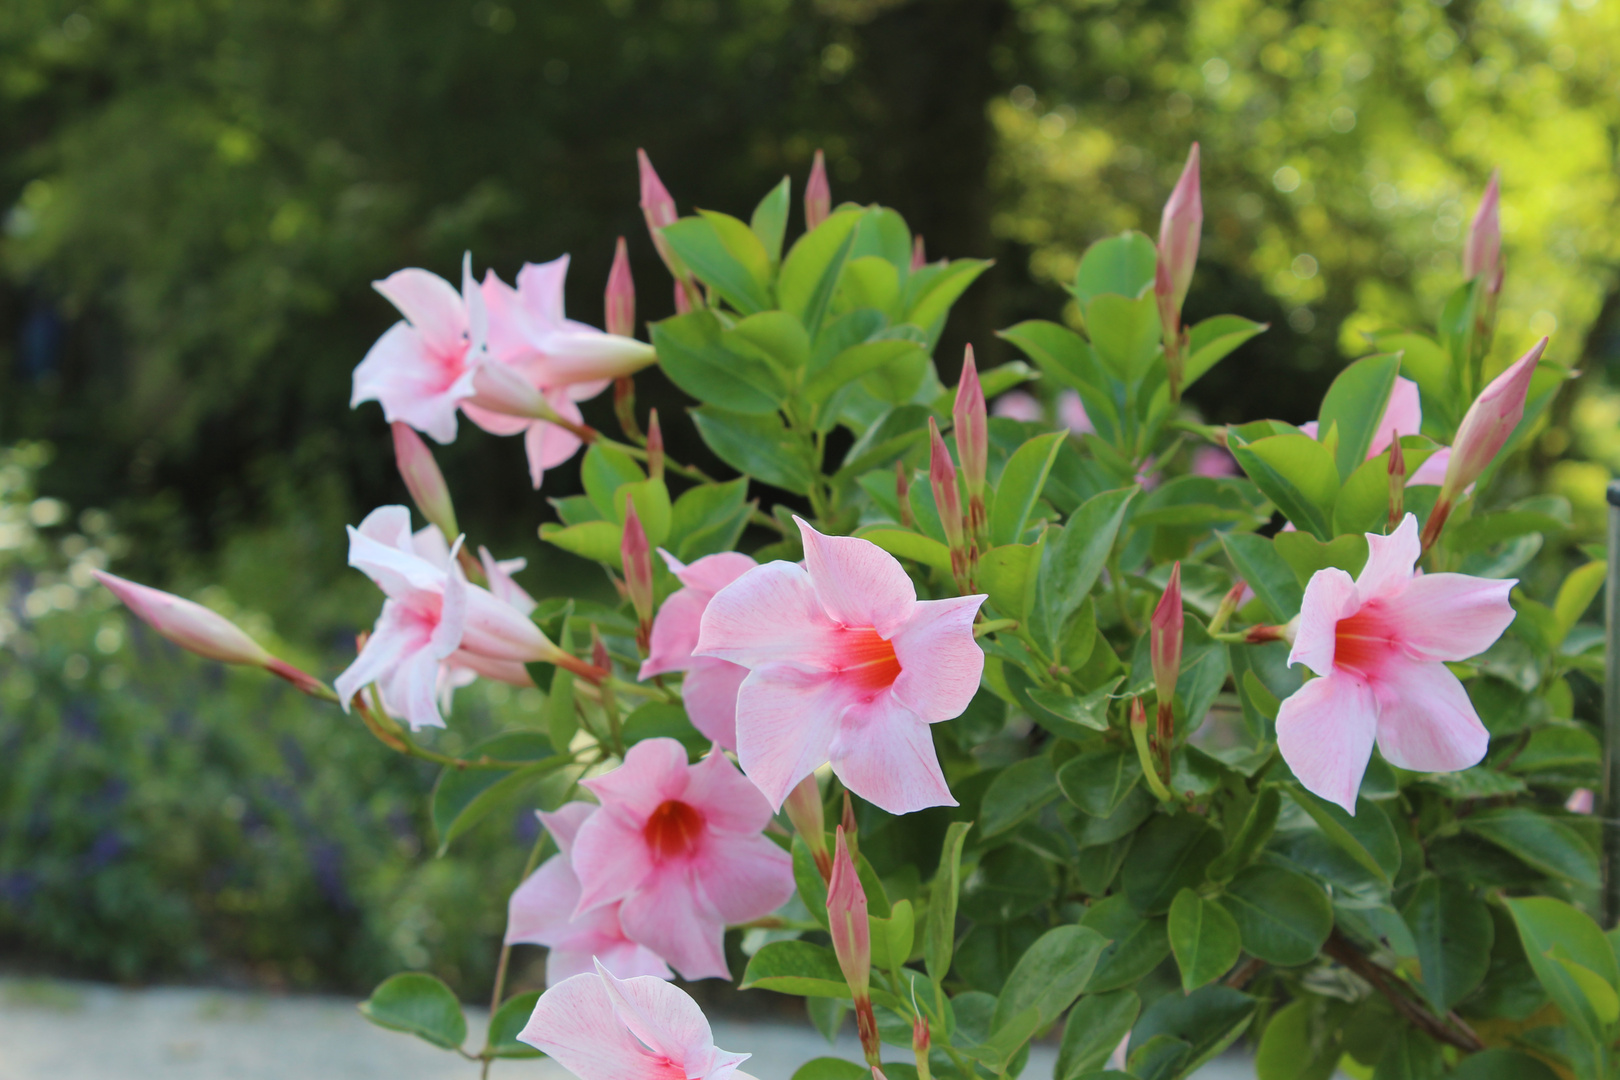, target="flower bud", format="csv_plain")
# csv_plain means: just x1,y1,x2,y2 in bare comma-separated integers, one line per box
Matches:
637,149,685,281
1387,436,1406,531
895,460,914,530
911,234,927,271
952,346,989,514
1156,143,1203,323
928,418,966,575
806,150,831,231
1463,169,1503,296
468,360,551,420
392,421,458,542
673,278,692,315
1150,562,1183,709
829,826,879,1065
646,409,665,482
1441,337,1545,505
613,376,641,442
605,236,636,338
622,502,654,650
784,774,830,880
